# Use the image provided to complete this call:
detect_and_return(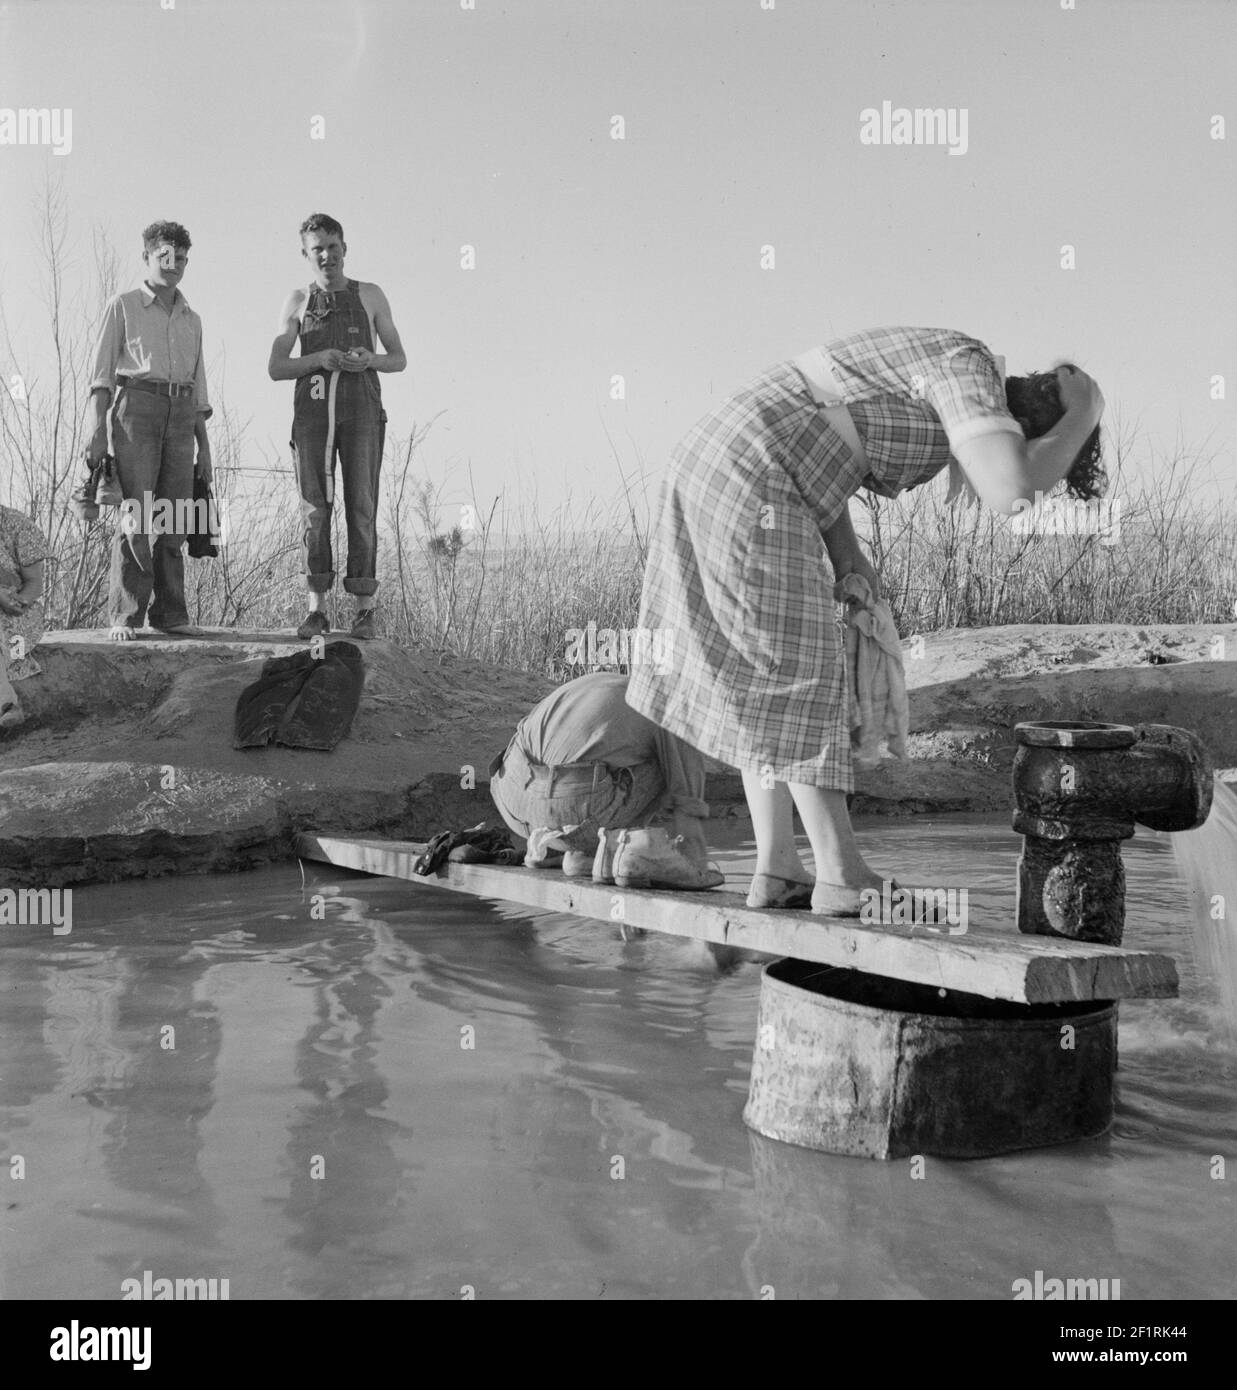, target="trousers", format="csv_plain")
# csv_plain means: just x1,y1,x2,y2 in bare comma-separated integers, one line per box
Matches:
108,386,195,630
